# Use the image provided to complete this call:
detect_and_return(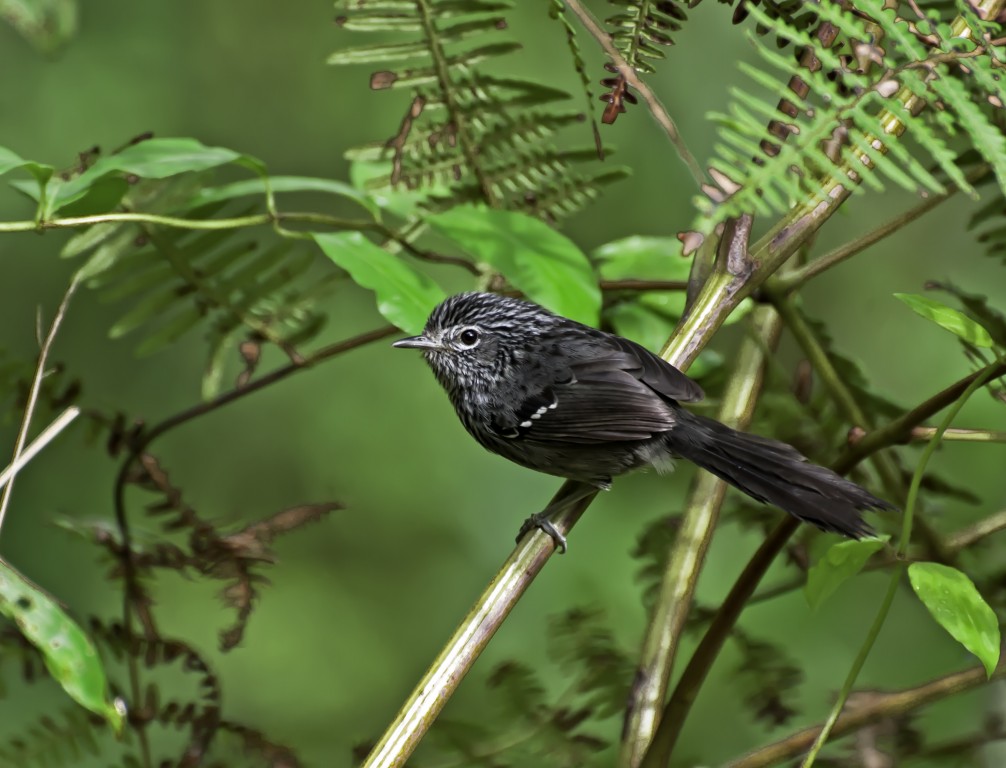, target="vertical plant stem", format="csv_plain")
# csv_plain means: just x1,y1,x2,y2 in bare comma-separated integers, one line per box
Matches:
621,307,782,768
